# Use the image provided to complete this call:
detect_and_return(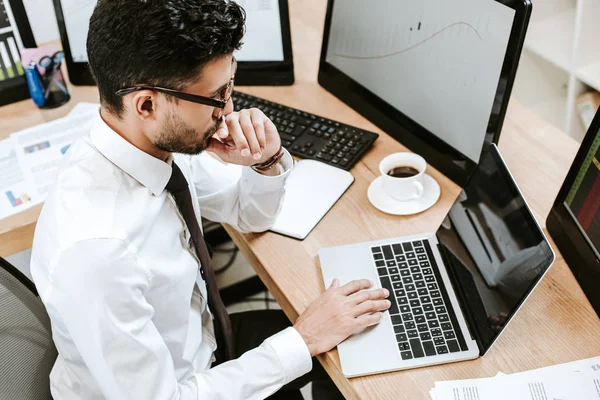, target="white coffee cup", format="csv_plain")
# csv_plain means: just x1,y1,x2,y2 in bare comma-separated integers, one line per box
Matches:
379,152,426,201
